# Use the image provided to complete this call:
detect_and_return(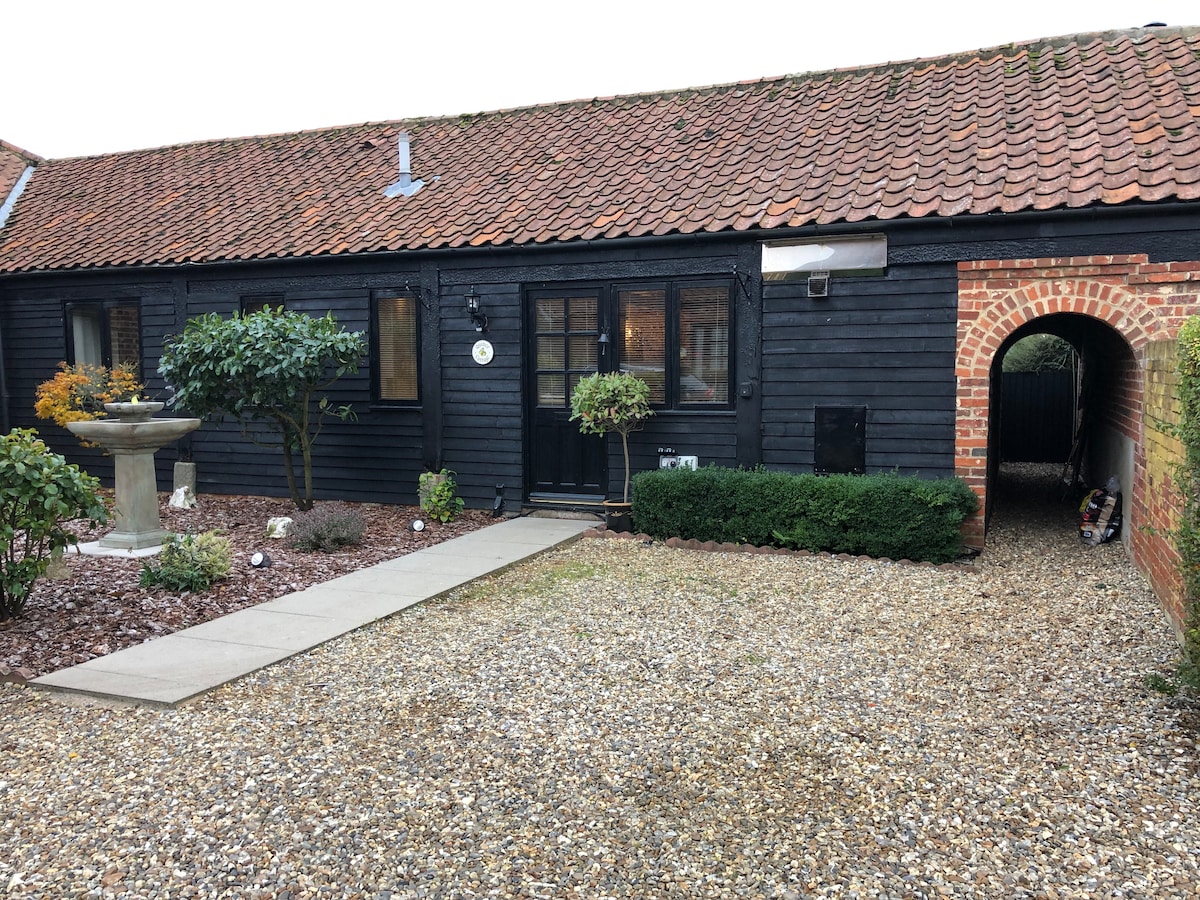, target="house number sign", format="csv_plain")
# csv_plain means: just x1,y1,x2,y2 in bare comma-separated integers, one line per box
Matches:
472,340,495,365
